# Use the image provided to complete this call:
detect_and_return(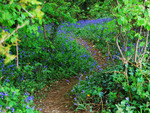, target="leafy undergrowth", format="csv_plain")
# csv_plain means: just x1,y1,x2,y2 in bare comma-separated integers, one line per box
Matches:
70,64,150,112
0,18,104,112
66,19,150,112
0,17,149,113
